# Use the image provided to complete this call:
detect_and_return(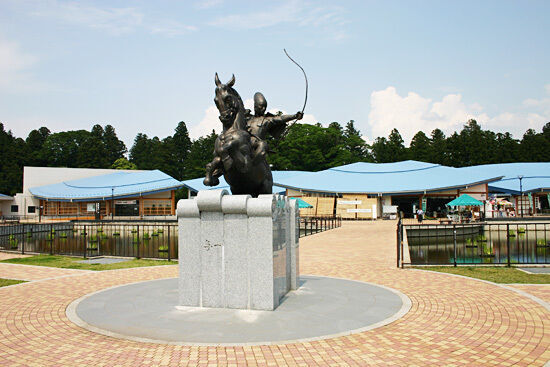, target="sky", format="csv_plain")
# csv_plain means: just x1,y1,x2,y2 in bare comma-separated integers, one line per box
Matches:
1,0,549,149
